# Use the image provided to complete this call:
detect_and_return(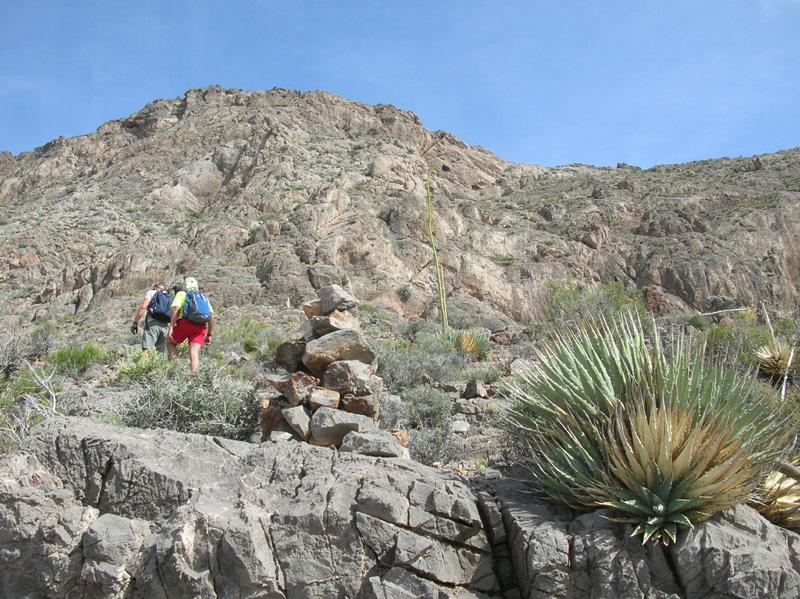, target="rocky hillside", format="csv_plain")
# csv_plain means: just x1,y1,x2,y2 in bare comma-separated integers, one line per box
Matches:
1,85,799,340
